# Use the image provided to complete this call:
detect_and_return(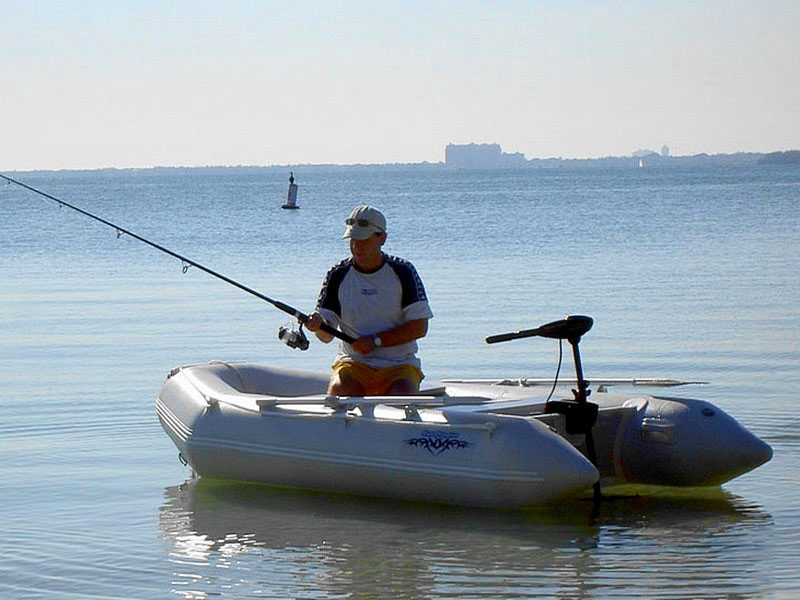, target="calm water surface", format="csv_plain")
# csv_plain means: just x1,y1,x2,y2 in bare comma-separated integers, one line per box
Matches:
1,165,798,598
